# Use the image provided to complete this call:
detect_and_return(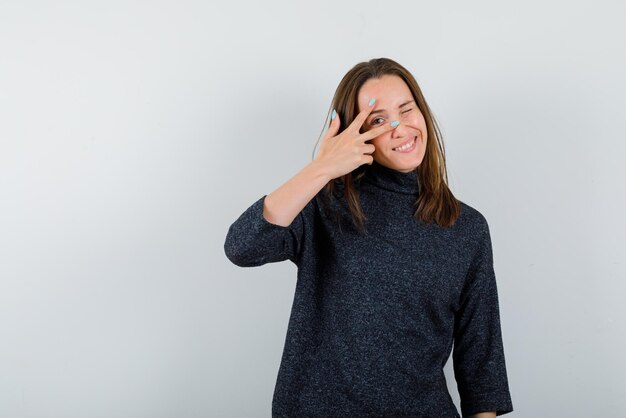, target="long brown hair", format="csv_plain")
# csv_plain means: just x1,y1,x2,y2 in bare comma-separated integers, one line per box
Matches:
313,57,461,232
